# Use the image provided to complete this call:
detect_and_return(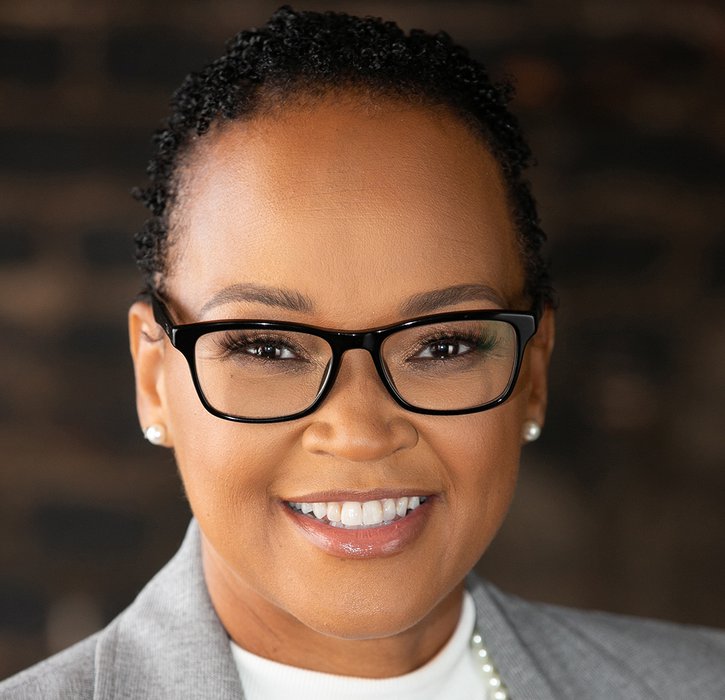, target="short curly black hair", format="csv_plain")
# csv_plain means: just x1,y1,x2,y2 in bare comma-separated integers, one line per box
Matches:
134,5,554,312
